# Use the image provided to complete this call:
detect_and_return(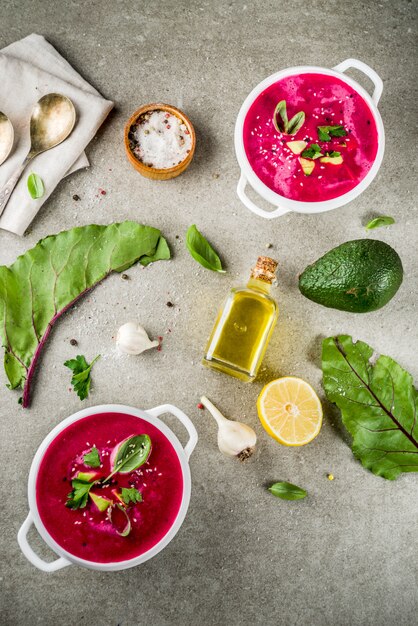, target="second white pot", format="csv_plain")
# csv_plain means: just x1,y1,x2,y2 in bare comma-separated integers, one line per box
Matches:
234,58,385,219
